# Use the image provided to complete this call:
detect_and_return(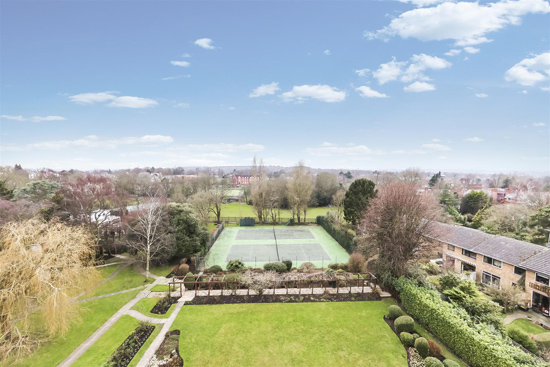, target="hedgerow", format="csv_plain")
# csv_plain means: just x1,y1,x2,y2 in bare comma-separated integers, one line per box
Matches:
394,277,542,367
316,216,355,253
